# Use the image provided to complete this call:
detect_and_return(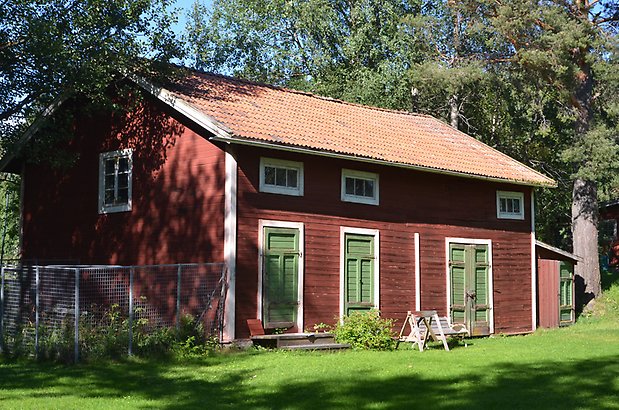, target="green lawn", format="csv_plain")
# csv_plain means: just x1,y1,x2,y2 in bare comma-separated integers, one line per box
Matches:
2,283,619,410
1,318,618,409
